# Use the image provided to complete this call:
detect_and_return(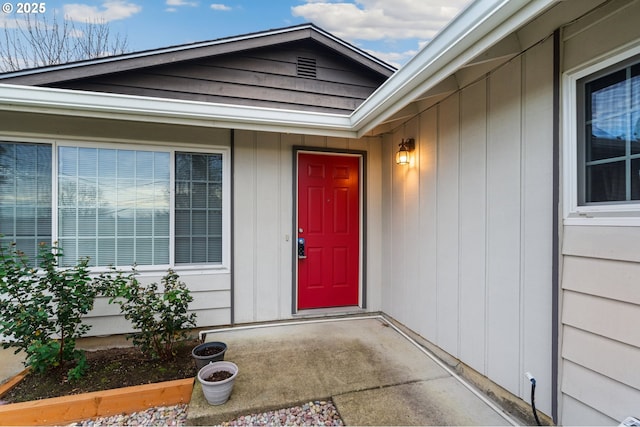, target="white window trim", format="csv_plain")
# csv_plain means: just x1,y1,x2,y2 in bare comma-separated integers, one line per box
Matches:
563,41,640,226
2,135,231,274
